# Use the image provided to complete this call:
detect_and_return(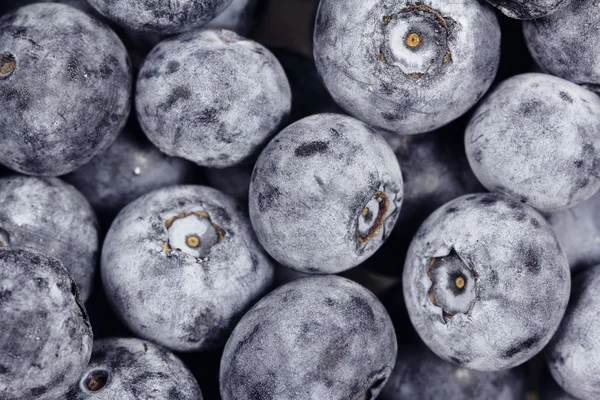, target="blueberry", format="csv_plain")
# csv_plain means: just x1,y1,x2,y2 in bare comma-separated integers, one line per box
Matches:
403,193,570,371
380,344,527,399
0,175,99,301
220,275,397,400
0,248,93,400
249,114,403,274
485,0,569,20
0,4,131,176
206,0,261,35
65,338,203,399
136,29,291,168
465,73,600,212
547,191,600,273
546,266,600,399
271,47,344,123
65,122,196,219
87,0,232,34
313,0,501,134
101,185,274,352
524,0,600,92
